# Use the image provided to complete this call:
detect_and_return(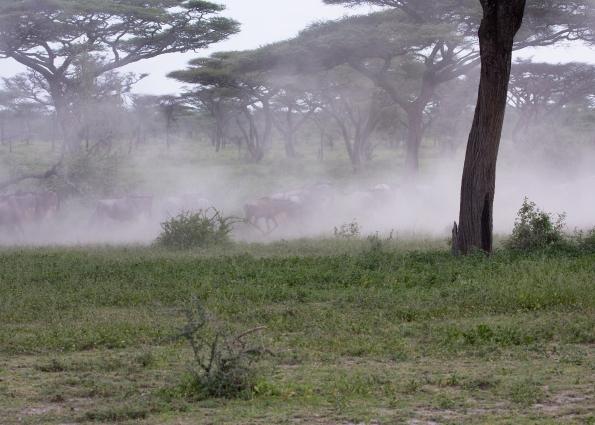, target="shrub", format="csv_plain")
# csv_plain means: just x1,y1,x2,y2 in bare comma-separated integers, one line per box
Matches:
175,297,269,400
334,220,361,239
505,198,566,251
156,209,236,249
574,227,595,253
